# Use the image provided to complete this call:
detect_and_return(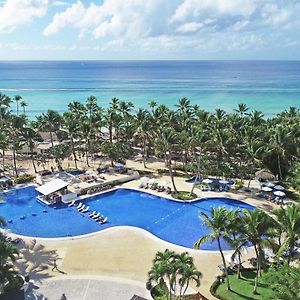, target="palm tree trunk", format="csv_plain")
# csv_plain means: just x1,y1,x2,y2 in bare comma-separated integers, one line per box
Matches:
253,244,259,294
217,238,231,291
71,137,78,169
31,151,37,173
12,148,18,177
1,149,4,171
143,138,147,169
109,124,113,143
237,253,241,279
168,157,178,193
50,131,54,148
277,154,282,180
